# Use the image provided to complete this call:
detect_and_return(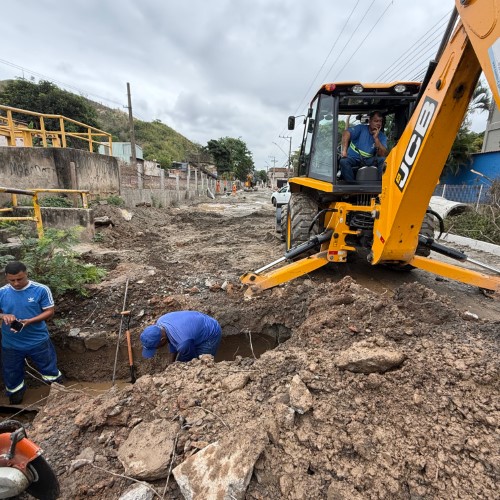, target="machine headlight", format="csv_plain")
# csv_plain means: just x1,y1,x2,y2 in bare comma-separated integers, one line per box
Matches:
394,84,406,93
352,85,364,93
